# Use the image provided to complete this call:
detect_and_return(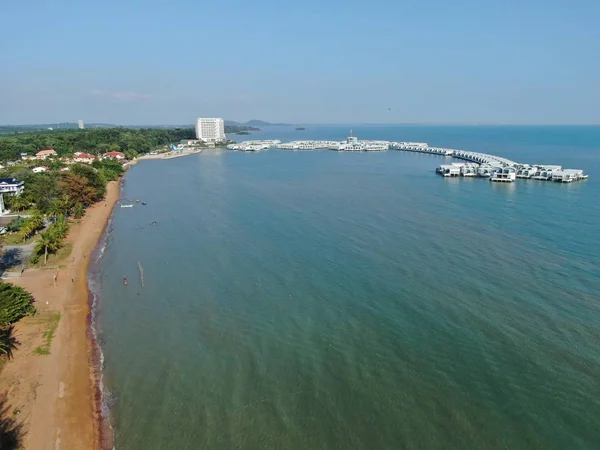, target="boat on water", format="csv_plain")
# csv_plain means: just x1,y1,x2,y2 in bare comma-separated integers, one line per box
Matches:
120,204,134,208
141,202,147,205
